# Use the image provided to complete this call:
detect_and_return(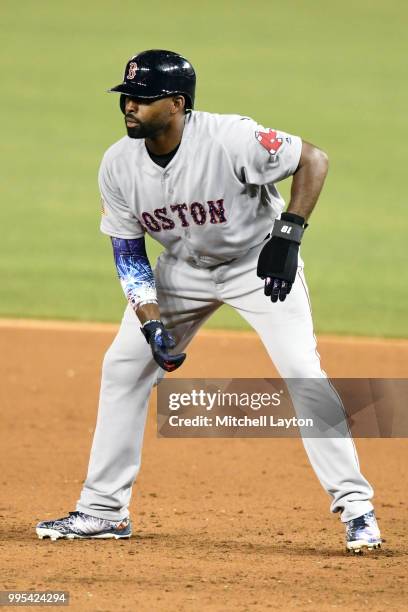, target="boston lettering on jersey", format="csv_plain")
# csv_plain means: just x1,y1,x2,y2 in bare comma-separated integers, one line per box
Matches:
141,199,226,232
